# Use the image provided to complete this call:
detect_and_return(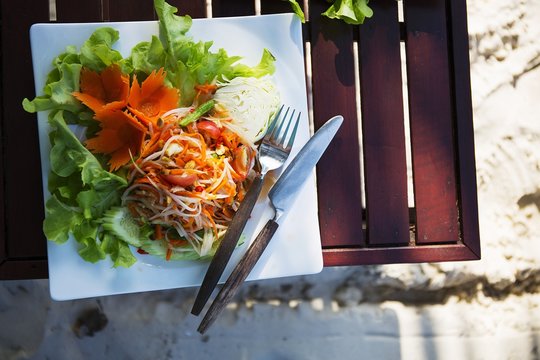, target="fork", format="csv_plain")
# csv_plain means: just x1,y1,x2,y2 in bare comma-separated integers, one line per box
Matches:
191,105,300,316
